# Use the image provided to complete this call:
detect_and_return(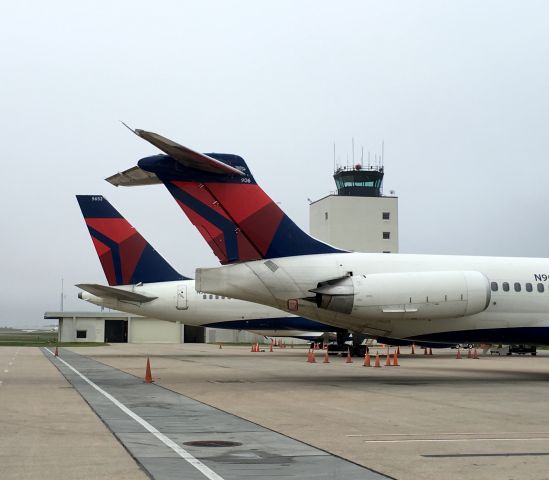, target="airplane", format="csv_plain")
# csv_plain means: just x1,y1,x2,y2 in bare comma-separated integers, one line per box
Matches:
75,194,336,341
105,128,485,349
